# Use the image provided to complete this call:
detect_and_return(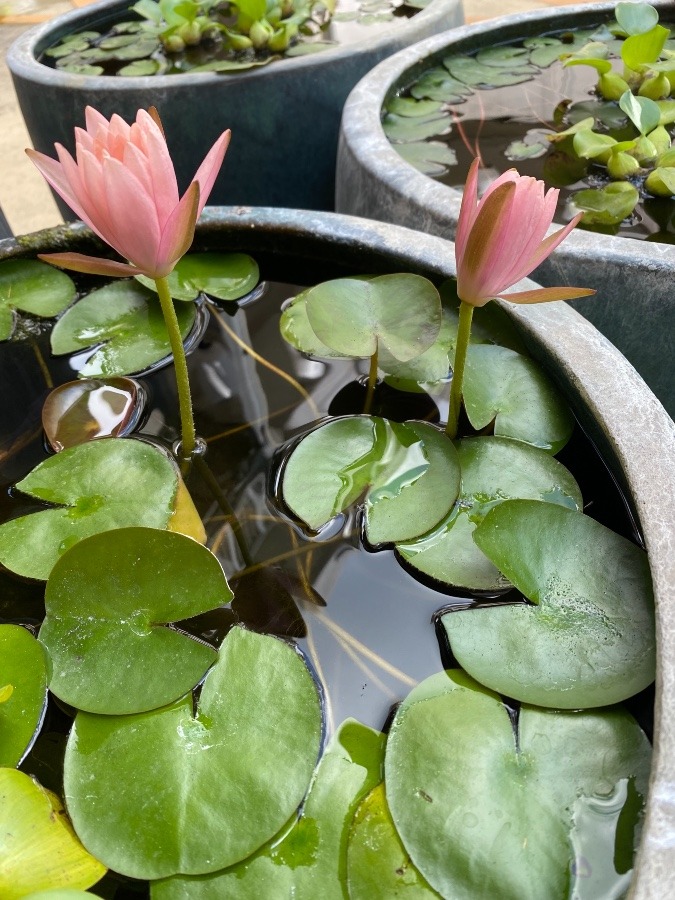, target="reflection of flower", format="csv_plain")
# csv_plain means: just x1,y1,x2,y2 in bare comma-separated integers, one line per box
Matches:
455,158,595,307
28,106,230,279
